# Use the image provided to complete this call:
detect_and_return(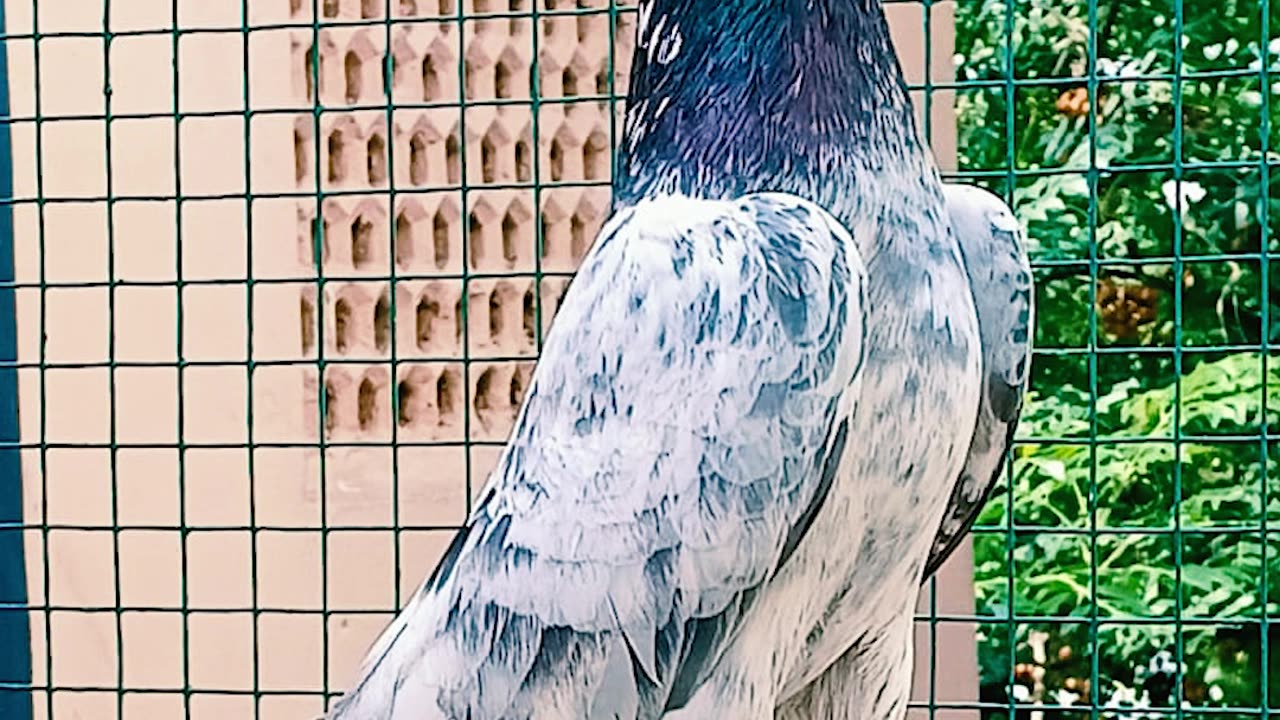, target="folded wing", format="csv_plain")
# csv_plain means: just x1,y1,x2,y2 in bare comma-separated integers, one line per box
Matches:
923,184,1033,580
329,192,868,719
